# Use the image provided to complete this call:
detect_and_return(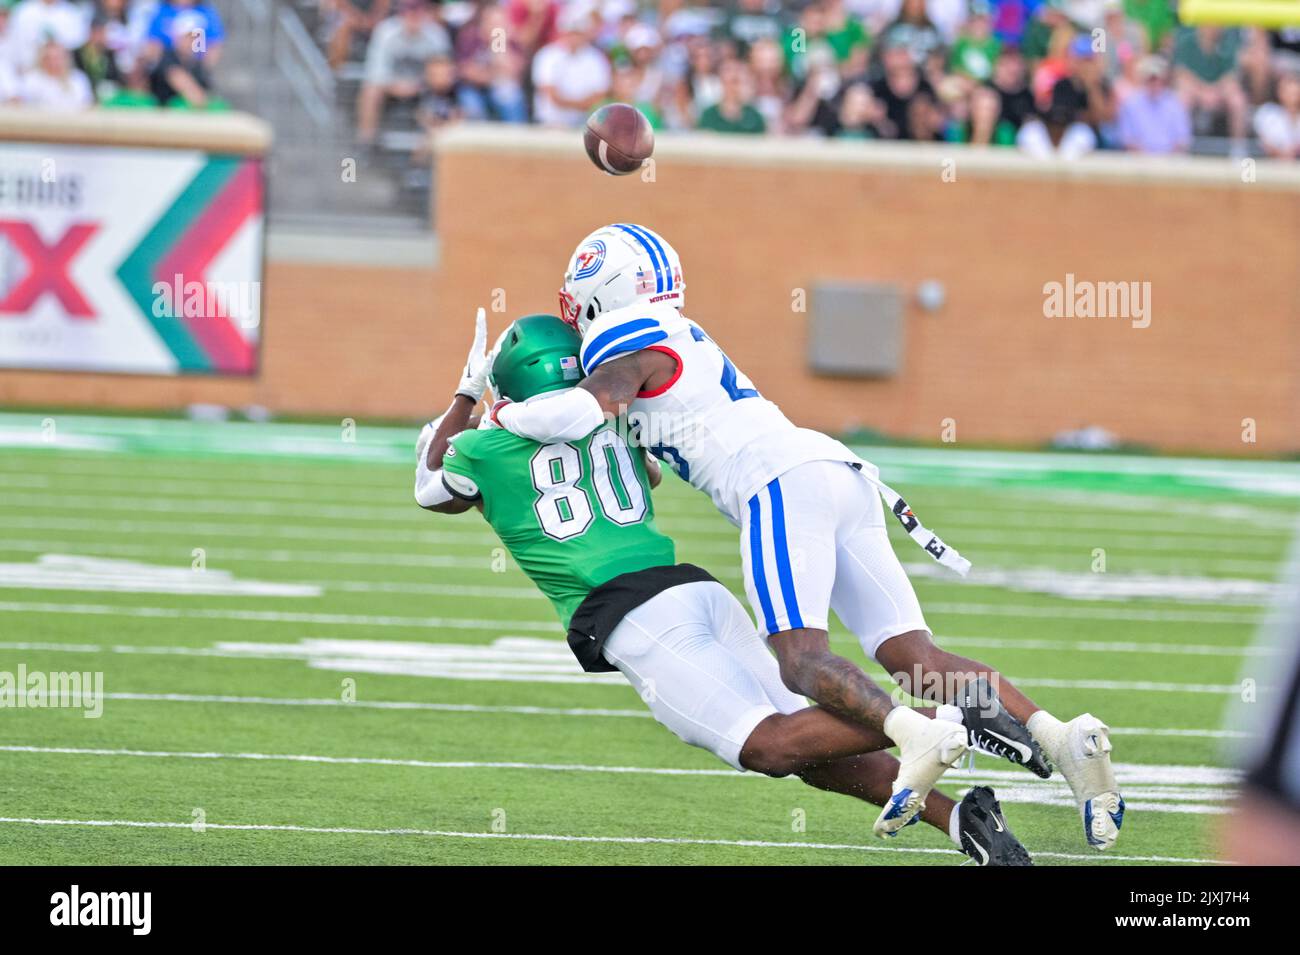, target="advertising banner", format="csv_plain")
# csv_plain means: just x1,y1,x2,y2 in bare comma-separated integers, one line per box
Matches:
0,143,264,376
